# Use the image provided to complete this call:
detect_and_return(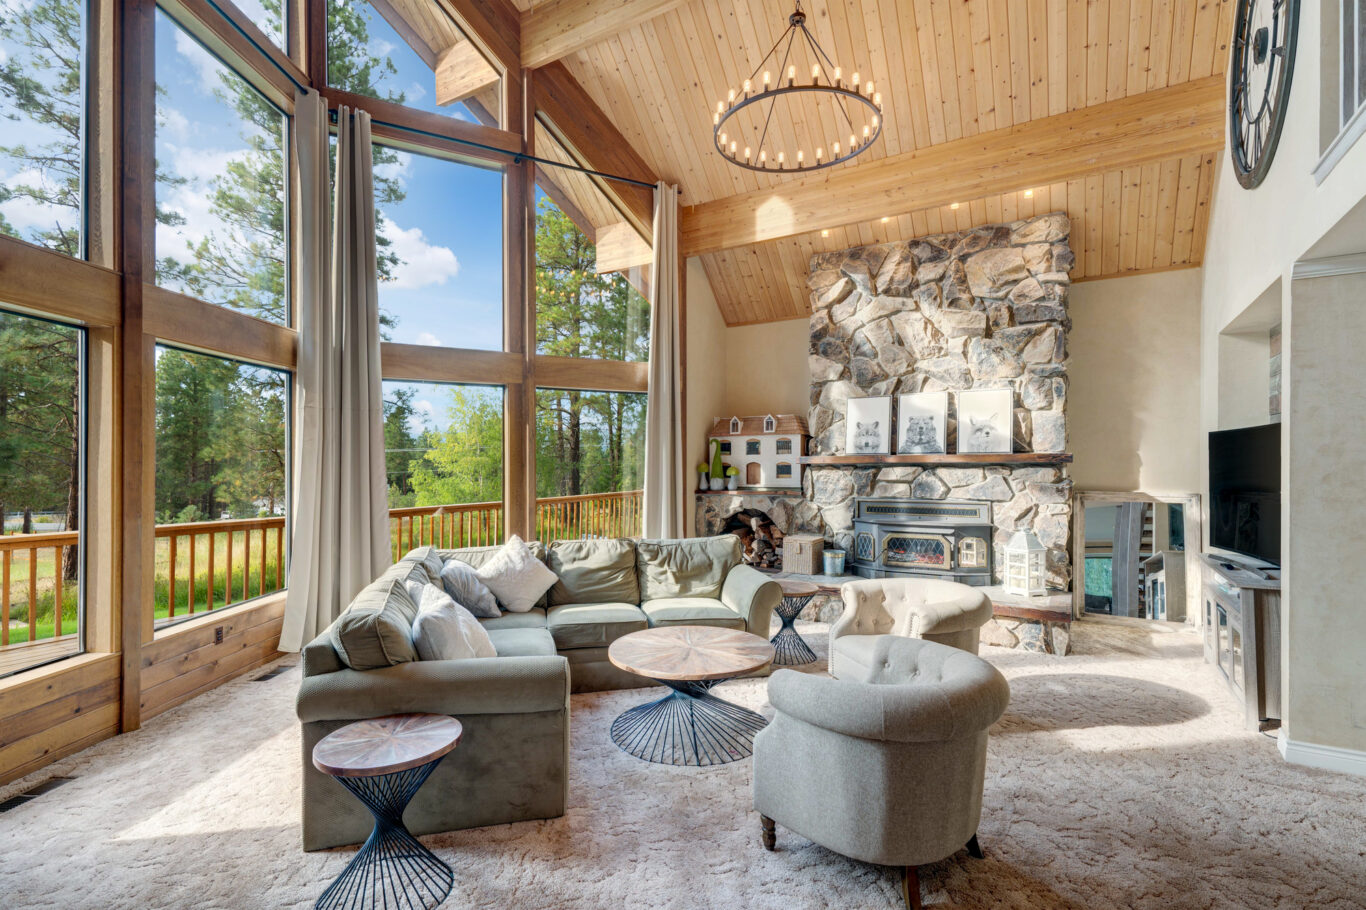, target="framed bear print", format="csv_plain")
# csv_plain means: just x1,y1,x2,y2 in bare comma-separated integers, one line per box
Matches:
845,396,892,455
896,392,947,454
956,389,1013,454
